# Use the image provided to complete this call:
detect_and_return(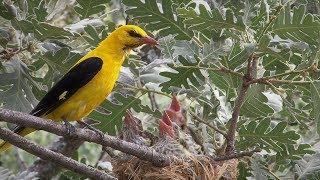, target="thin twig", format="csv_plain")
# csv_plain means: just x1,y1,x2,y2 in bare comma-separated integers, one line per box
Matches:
213,149,261,161
189,110,227,138
0,108,171,167
268,79,312,84
262,67,311,80
219,66,244,78
0,128,116,180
